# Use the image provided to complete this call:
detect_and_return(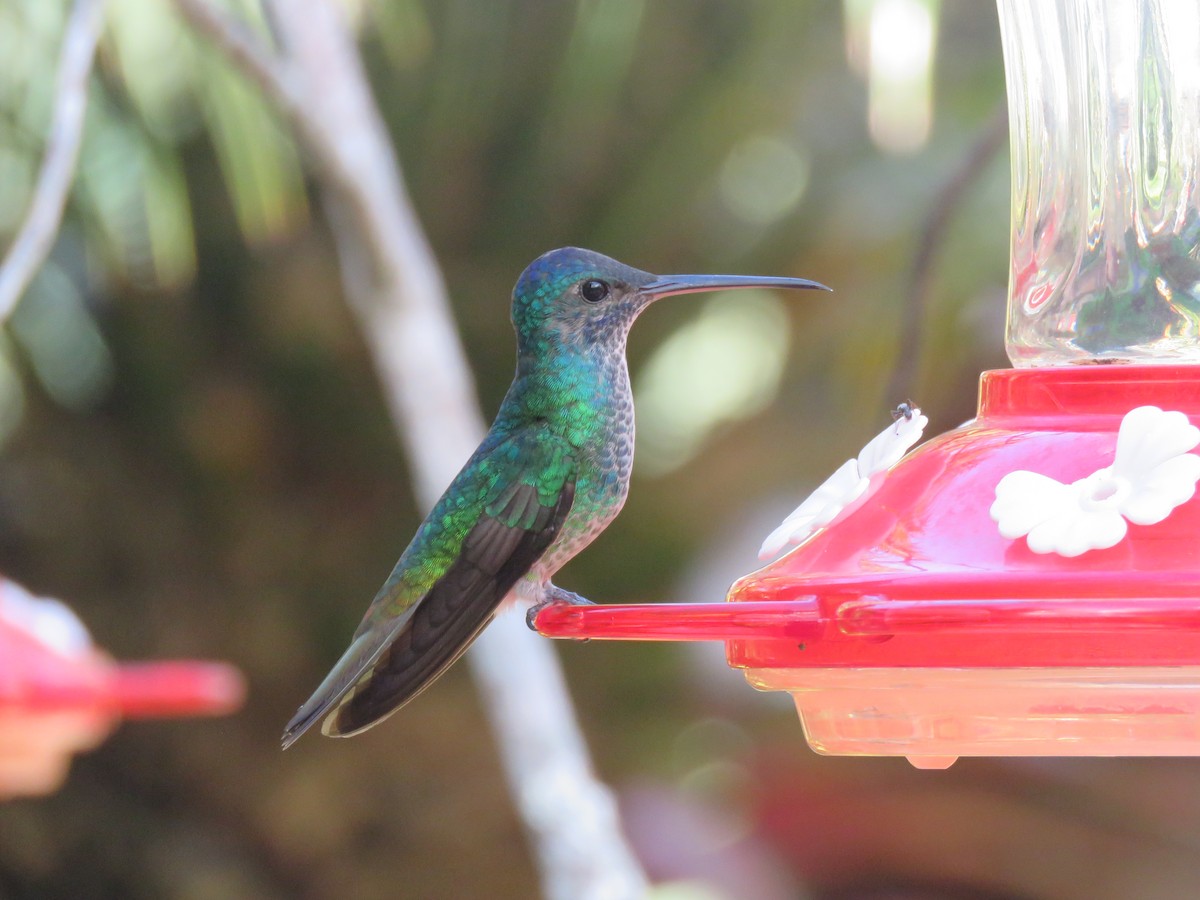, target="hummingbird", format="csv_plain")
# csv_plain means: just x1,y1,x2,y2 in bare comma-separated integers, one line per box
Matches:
281,247,827,748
